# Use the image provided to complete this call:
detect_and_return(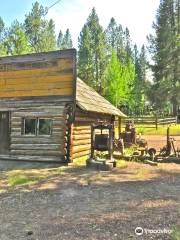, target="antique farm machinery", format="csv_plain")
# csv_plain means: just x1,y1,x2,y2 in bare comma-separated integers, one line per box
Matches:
86,122,117,170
